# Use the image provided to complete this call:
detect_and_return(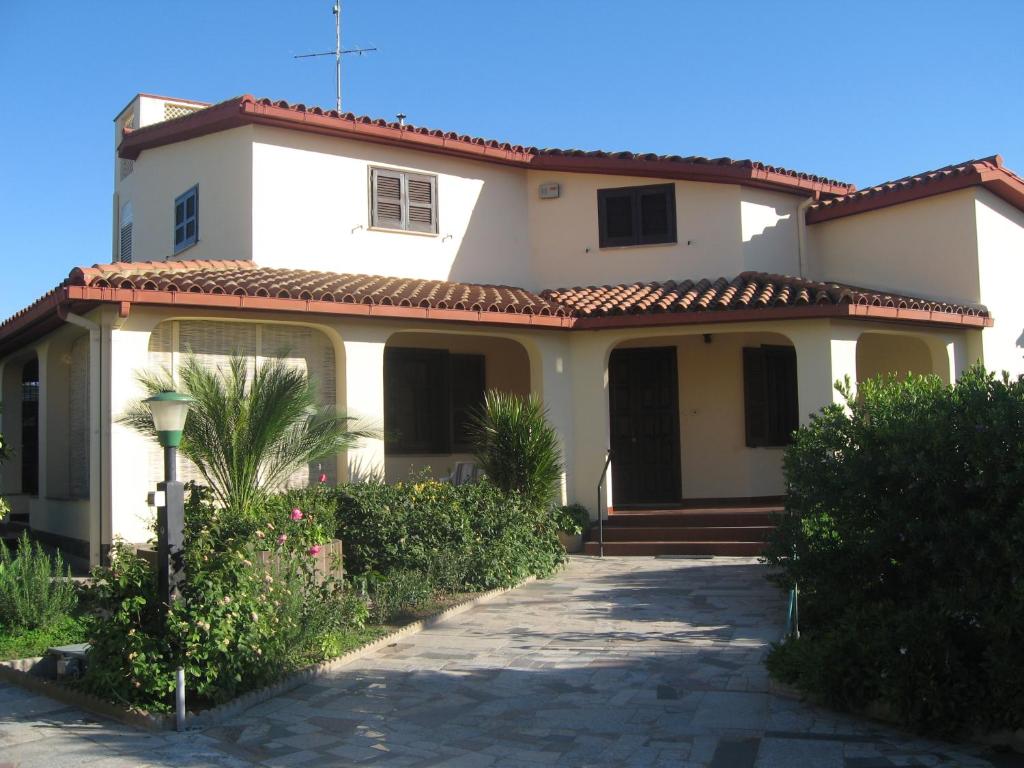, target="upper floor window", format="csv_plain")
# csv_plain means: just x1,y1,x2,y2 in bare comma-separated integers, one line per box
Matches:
371,168,437,234
597,183,676,248
174,186,198,253
743,345,798,447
